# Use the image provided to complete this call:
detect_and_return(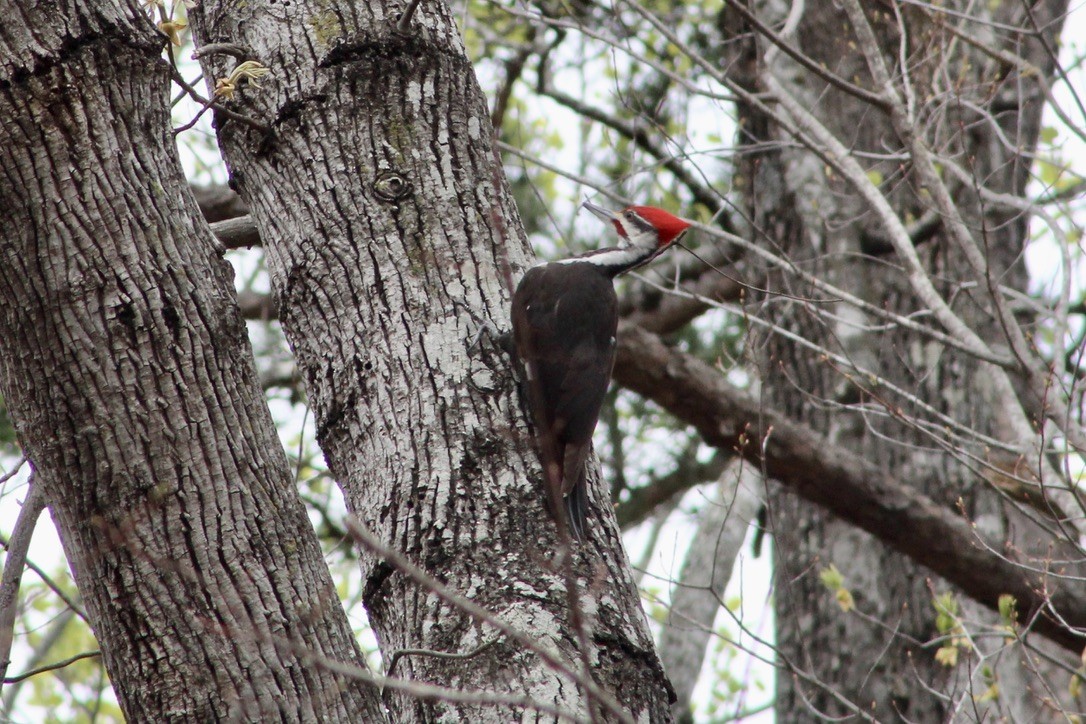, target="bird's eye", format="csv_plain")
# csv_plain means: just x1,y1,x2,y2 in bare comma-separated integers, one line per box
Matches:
624,211,635,221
